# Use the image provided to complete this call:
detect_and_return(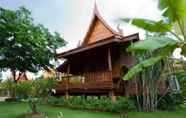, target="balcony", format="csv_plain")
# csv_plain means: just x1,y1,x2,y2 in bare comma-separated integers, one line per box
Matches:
55,71,119,94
